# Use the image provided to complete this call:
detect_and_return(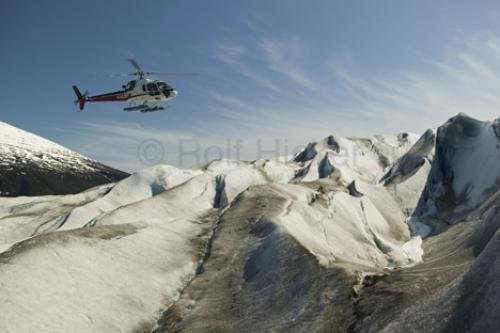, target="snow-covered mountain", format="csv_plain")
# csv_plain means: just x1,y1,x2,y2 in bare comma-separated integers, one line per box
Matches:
0,121,128,196
0,113,498,333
